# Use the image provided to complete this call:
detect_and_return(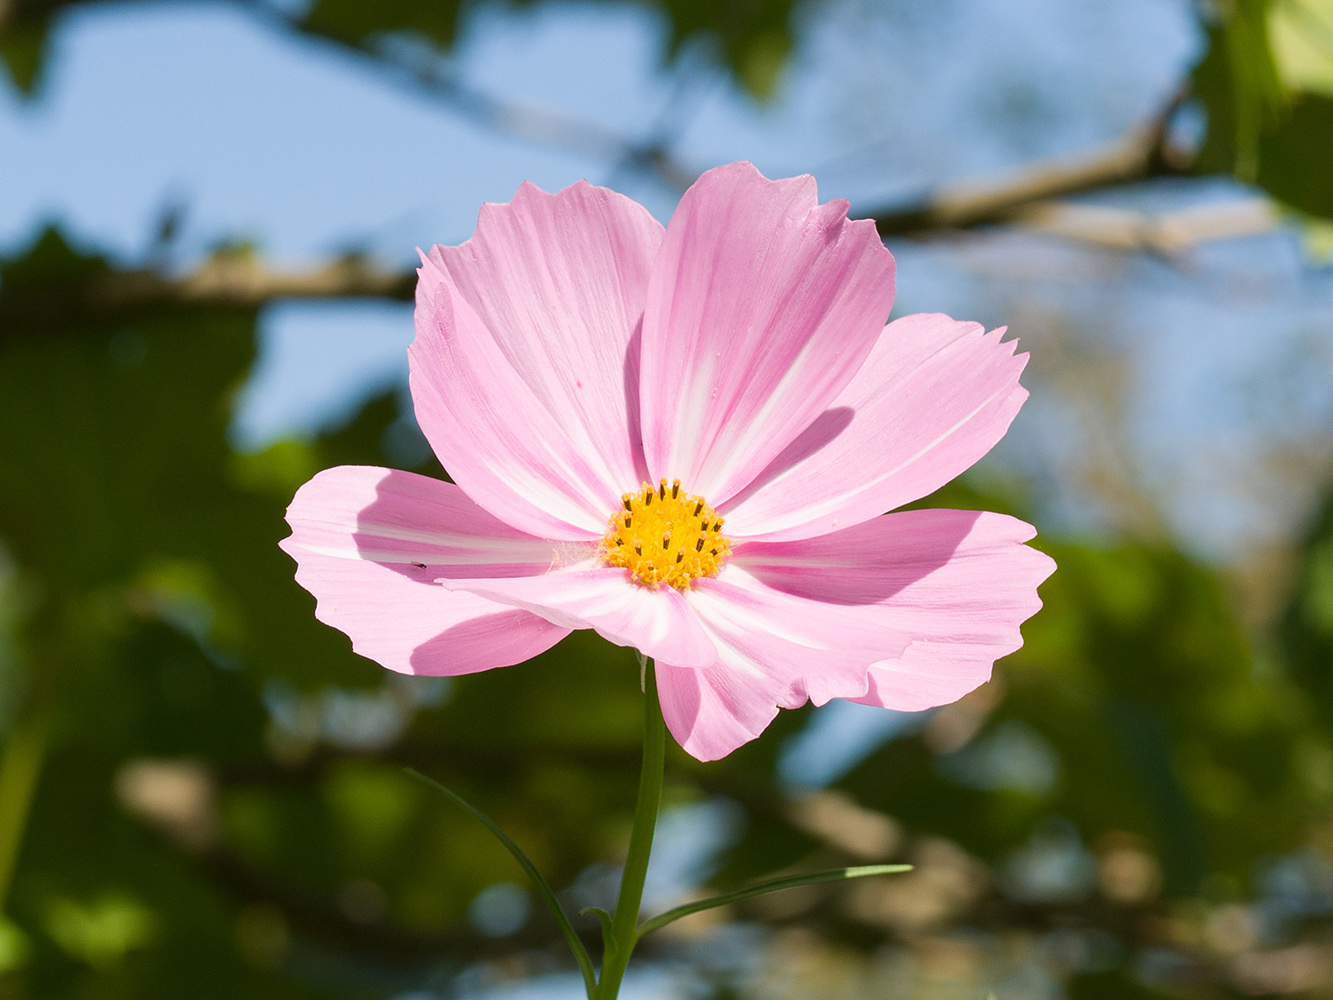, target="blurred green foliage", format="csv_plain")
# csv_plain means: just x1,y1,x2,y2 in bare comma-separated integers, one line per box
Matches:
1192,0,1333,218
0,0,803,100
2,224,1333,998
